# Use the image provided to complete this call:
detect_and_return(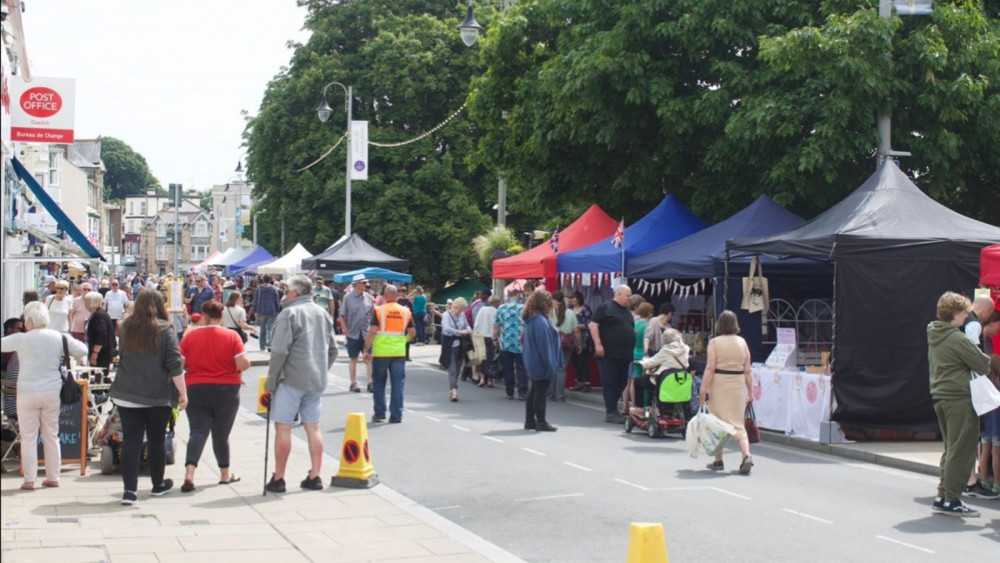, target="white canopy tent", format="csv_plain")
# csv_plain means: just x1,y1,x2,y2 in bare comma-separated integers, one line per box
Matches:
256,243,313,277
